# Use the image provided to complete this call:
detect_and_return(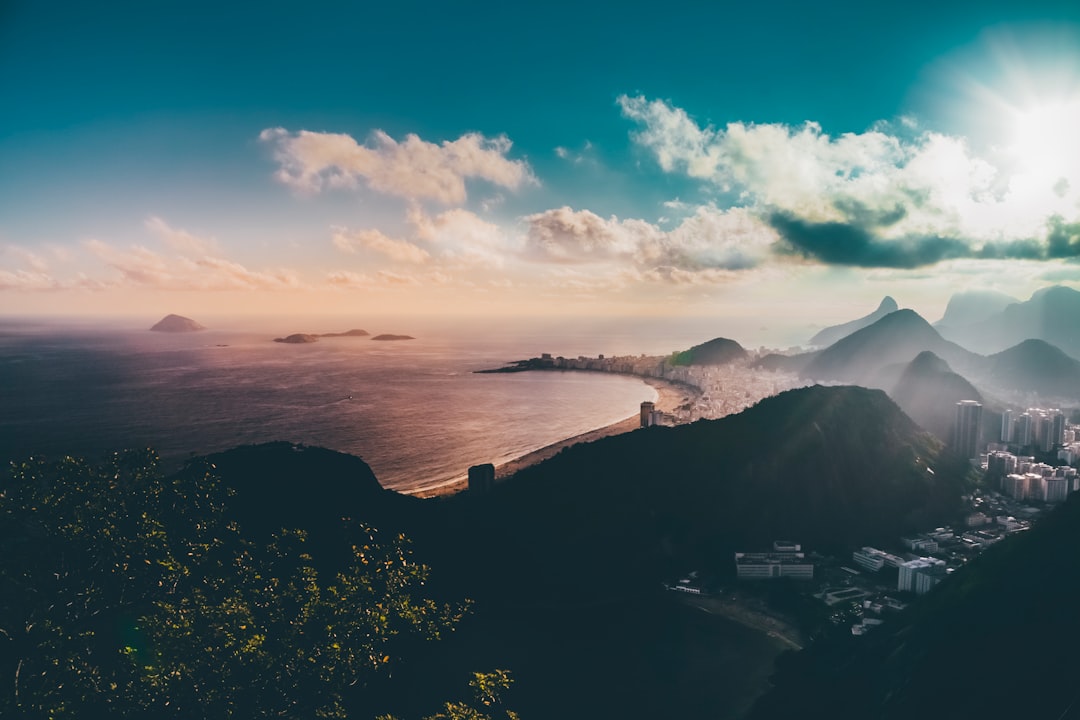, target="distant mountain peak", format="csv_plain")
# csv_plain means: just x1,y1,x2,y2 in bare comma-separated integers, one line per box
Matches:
878,296,898,312
808,296,902,347
907,350,951,374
